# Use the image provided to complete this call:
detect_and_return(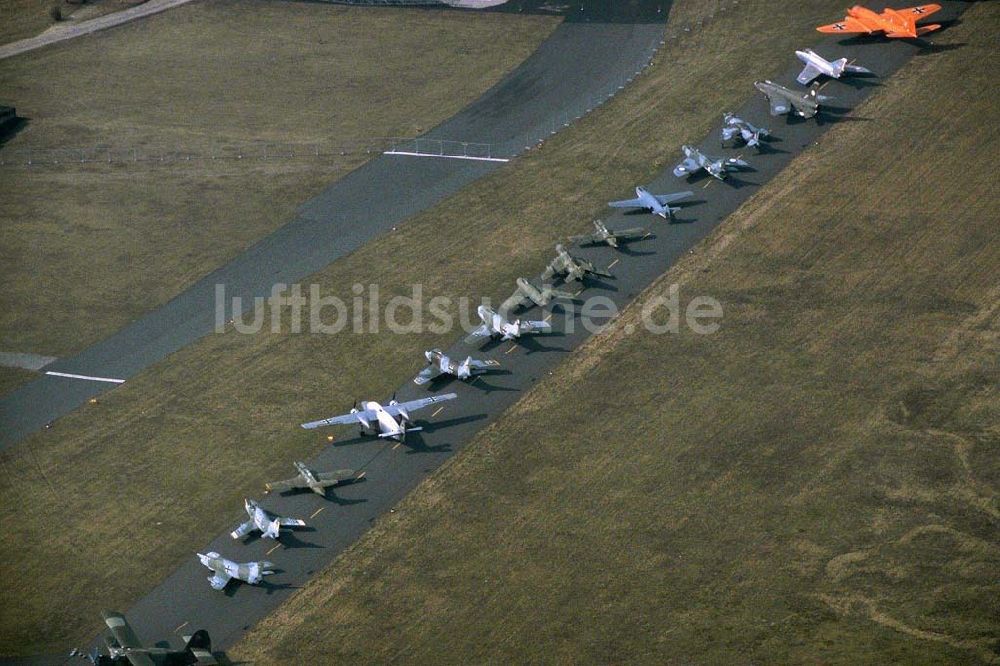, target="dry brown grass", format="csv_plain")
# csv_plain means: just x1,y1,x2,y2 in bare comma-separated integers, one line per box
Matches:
0,0,558,358
228,3,1000,663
